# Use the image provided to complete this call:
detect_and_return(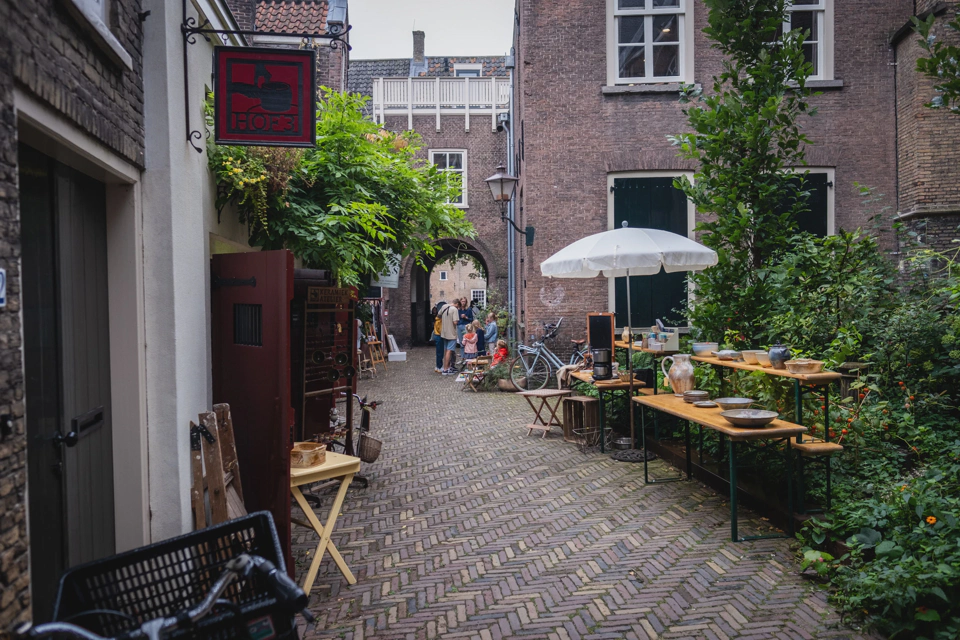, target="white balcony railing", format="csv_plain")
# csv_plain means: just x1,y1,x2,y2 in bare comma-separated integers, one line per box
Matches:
371,76,511,132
